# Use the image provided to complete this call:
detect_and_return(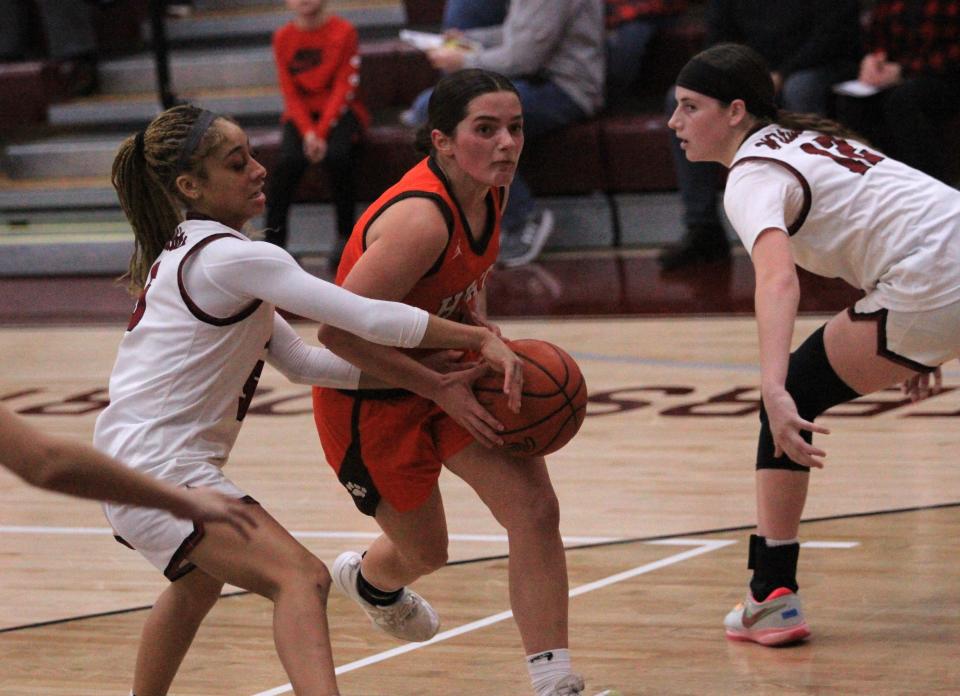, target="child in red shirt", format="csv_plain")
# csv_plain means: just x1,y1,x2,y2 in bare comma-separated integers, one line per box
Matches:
266,0,371,269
